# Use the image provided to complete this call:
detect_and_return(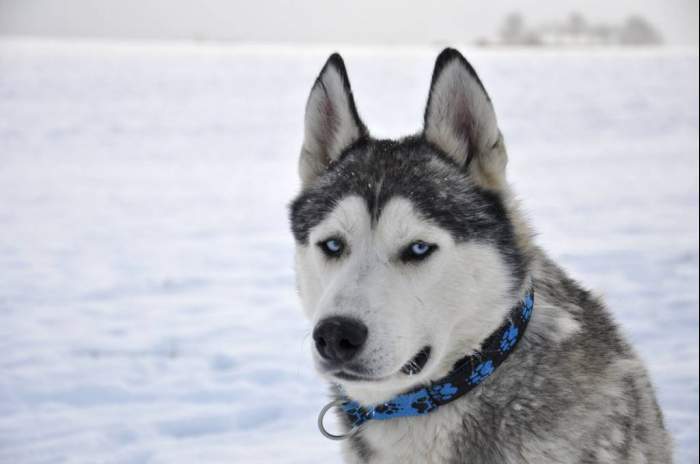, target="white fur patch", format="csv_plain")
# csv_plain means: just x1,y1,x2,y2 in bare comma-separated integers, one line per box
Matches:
295,195,516,405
